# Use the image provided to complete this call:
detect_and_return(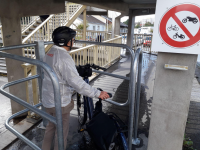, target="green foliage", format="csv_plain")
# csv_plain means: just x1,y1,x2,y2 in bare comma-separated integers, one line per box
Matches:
144,21,154,27
183,135,197,150
150,28,153,33
76,22,89,30
135,22,141,28
123,19,129,25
